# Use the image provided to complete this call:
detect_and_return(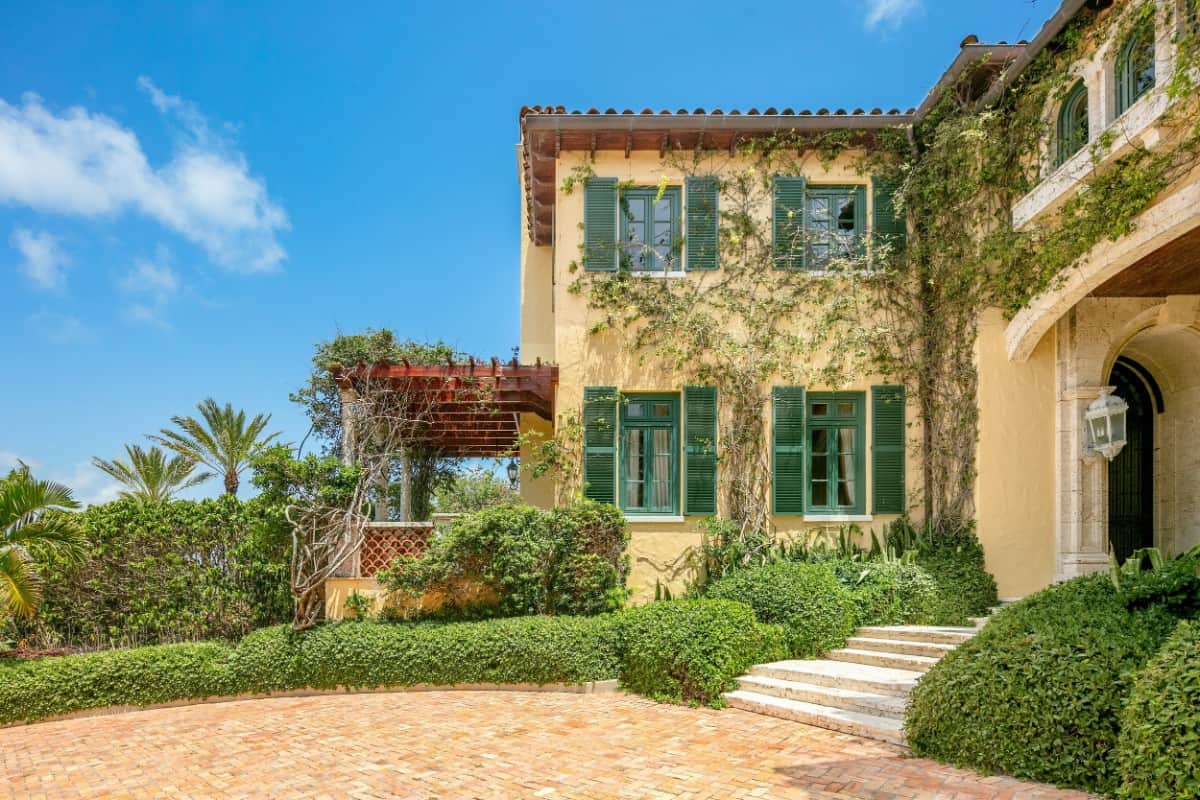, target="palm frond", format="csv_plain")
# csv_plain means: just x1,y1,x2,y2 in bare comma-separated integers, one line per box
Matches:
150,398,280,495
91,445,210,502
0,544,43,617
